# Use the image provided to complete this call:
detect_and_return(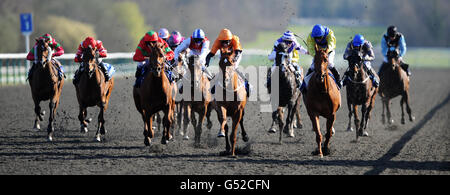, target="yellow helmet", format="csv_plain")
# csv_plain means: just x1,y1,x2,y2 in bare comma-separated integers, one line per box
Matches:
218,29,233,41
